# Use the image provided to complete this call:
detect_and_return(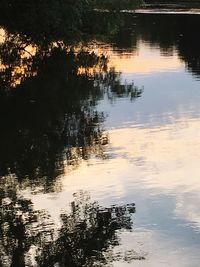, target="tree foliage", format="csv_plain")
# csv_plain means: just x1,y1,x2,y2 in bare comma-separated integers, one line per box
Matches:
0,0,92,43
